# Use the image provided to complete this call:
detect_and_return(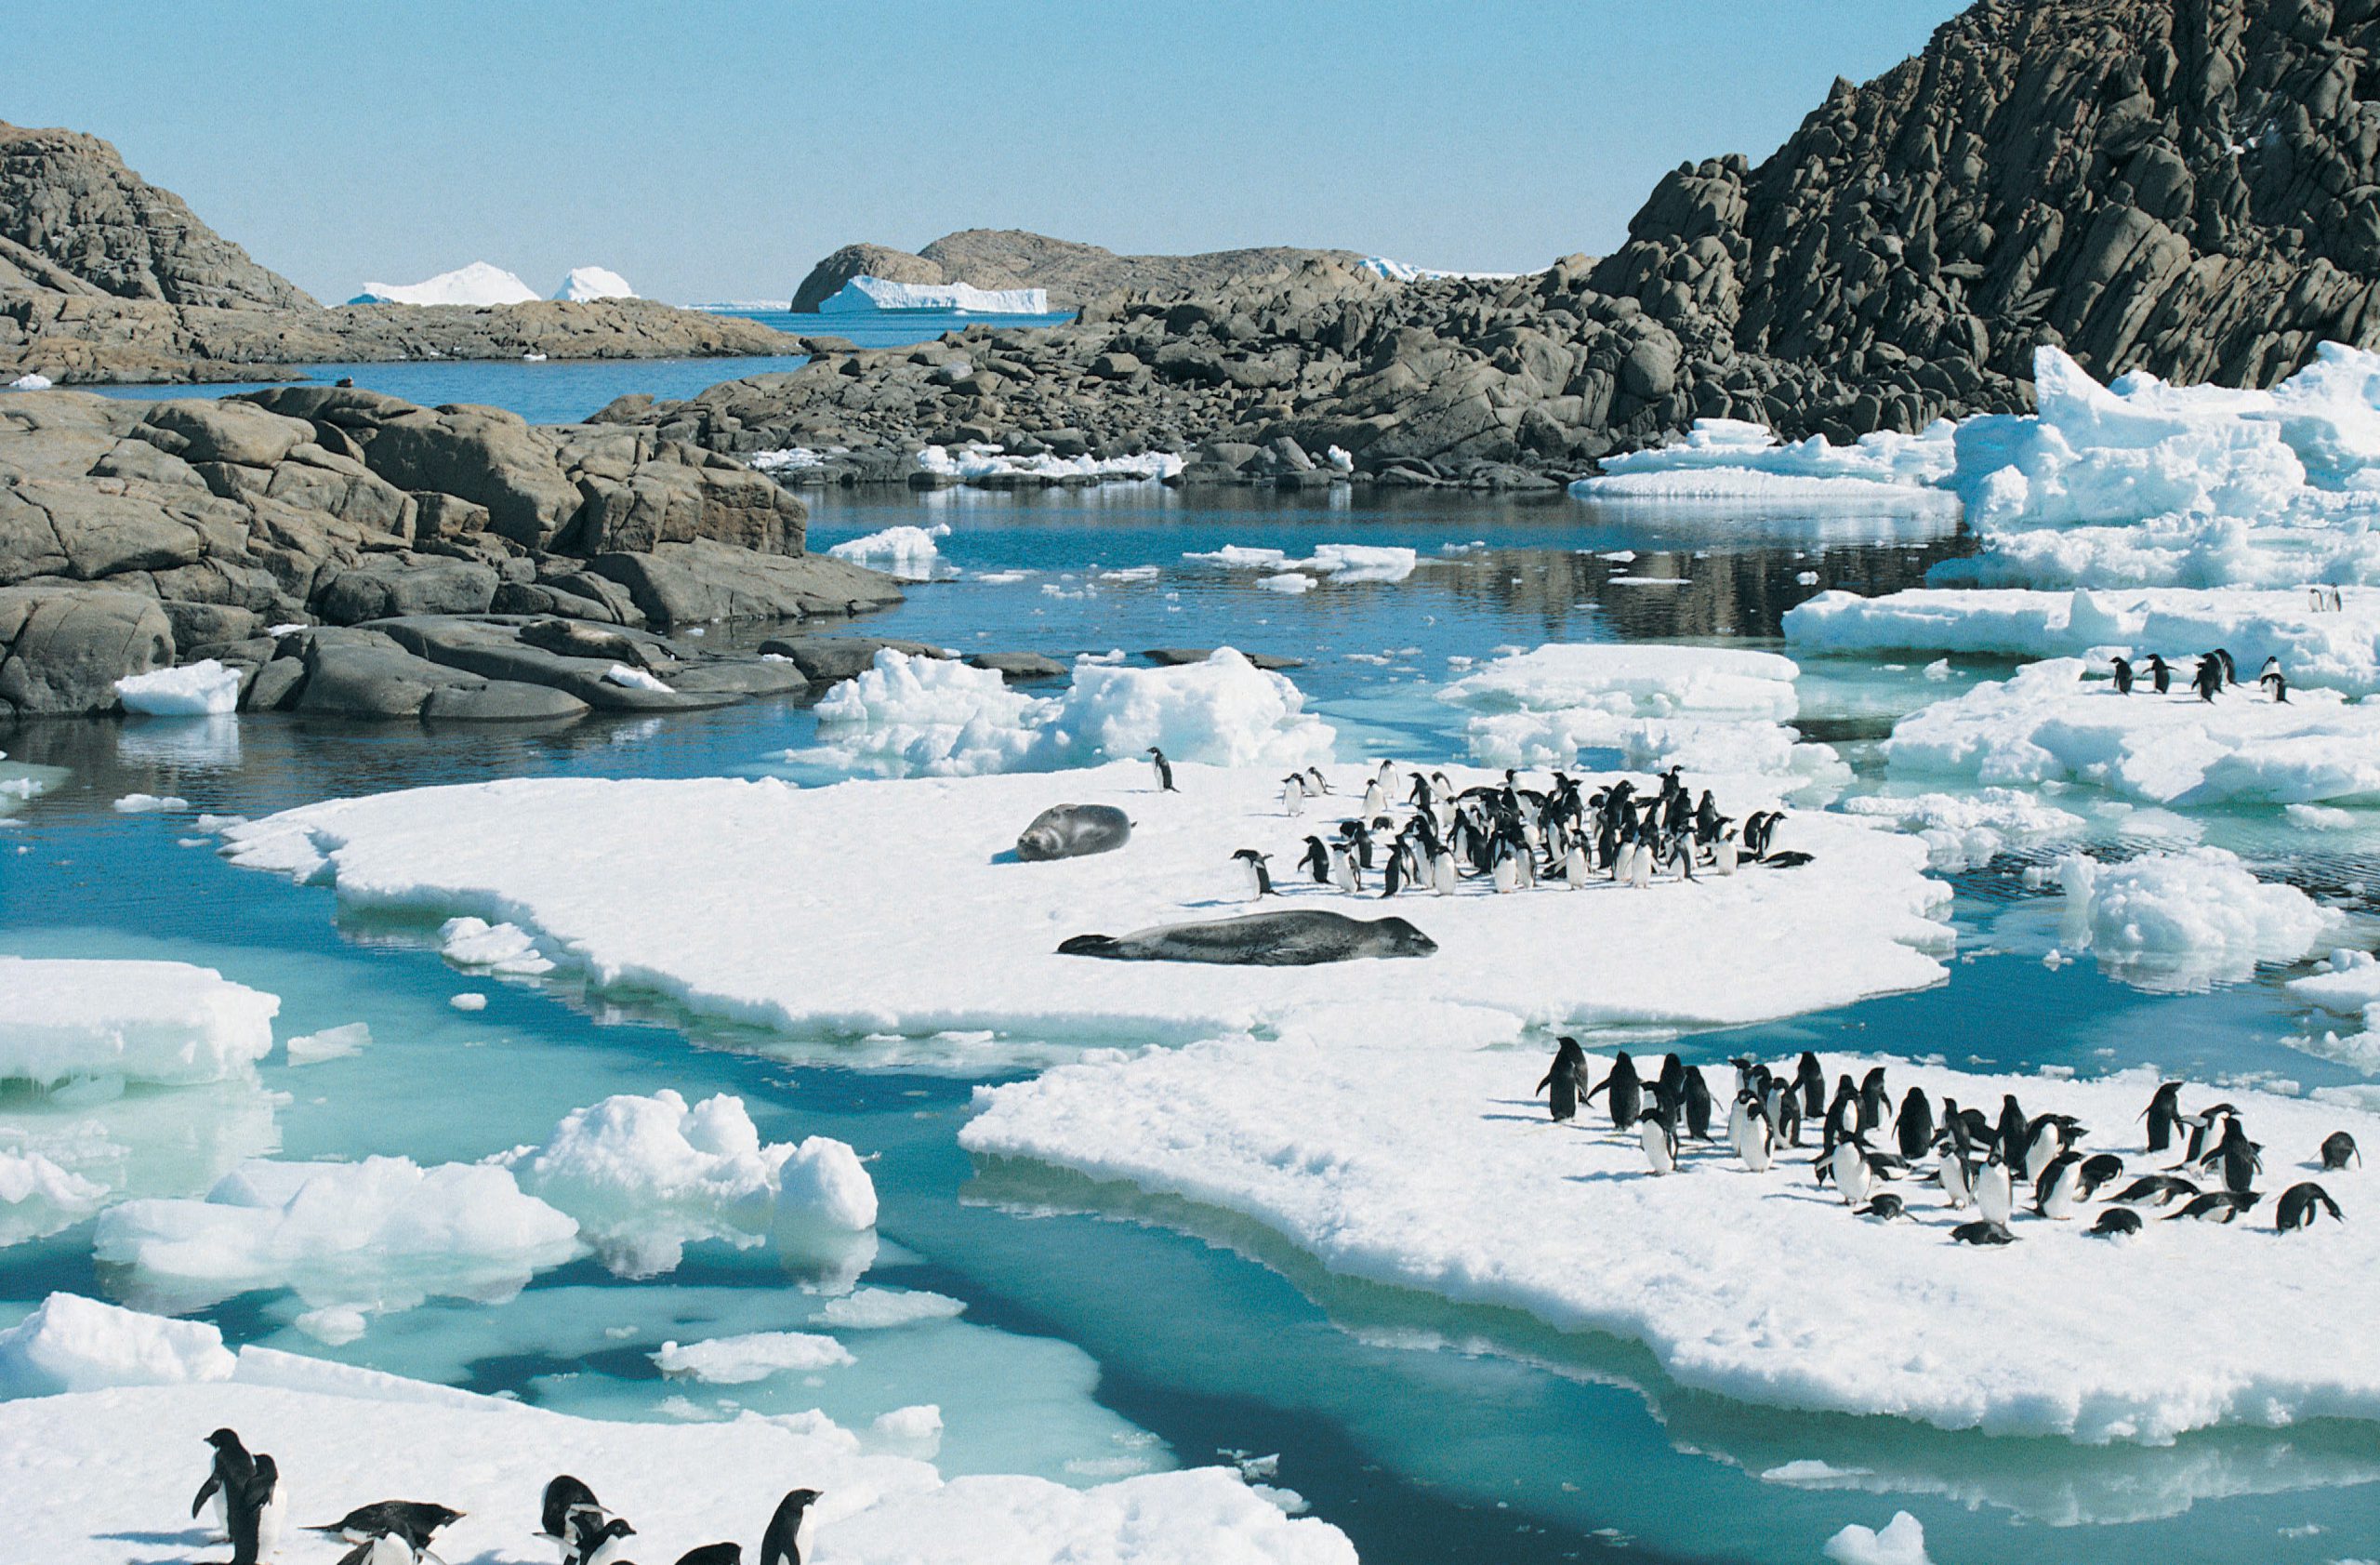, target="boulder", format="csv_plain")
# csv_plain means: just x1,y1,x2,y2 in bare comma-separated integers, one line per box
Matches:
312,557,501,625
587,540,900,628
757,634,948,684
965,651,1067,681
0,586,174,716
